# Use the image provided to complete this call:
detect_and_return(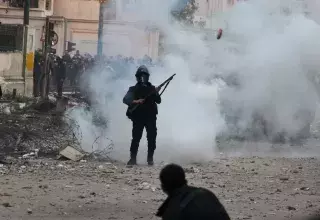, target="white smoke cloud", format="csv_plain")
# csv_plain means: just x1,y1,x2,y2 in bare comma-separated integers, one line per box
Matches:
68,0,320,163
